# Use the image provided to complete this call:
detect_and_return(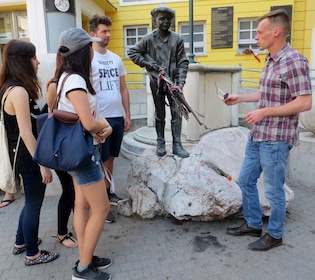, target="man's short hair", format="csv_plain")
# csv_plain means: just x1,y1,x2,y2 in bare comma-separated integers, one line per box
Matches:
257,9,291,36
88,14,112,32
